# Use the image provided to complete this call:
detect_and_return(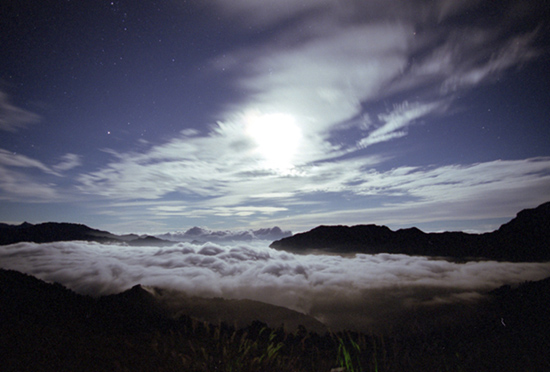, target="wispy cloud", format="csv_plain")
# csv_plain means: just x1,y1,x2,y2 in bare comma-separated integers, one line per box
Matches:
0,91,40,133
0,149,54,174
358,101,445,147
0,150,84,202
351,158,550,202
0,149,60,201
439,30,539,94
246,158,550,231
210,0,333,26
0,166,59,201
53,153,82,172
